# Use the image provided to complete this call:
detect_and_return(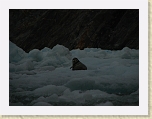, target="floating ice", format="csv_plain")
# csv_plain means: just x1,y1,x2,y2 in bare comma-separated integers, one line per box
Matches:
9,41,139,106
28,49,43,62
33,102,52,106
9,41,27,63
